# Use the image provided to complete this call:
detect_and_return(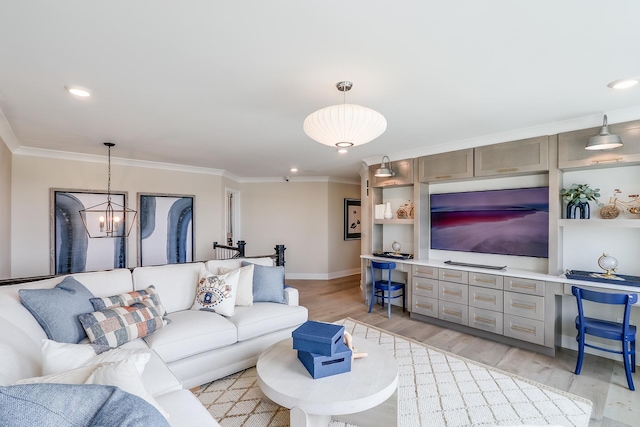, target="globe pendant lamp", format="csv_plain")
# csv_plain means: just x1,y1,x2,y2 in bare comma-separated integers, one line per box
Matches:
303,81,387,149
585,115,623,150
79,142,137,238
